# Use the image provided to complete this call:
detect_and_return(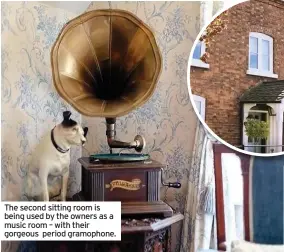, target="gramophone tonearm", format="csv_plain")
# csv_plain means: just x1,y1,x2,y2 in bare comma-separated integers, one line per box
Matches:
105,118,146,154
